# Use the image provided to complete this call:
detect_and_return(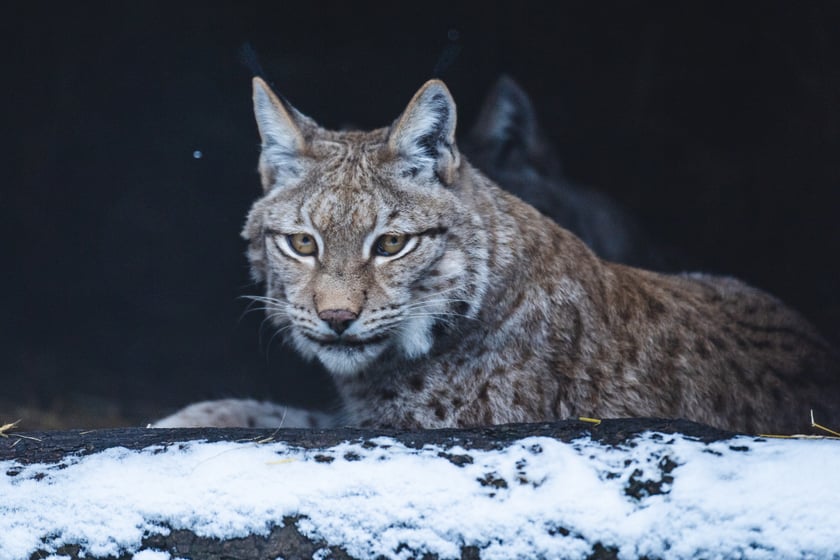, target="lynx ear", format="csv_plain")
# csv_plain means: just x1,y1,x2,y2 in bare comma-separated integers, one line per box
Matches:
467,75,545,167
252,77,310,191
388,79,460,185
